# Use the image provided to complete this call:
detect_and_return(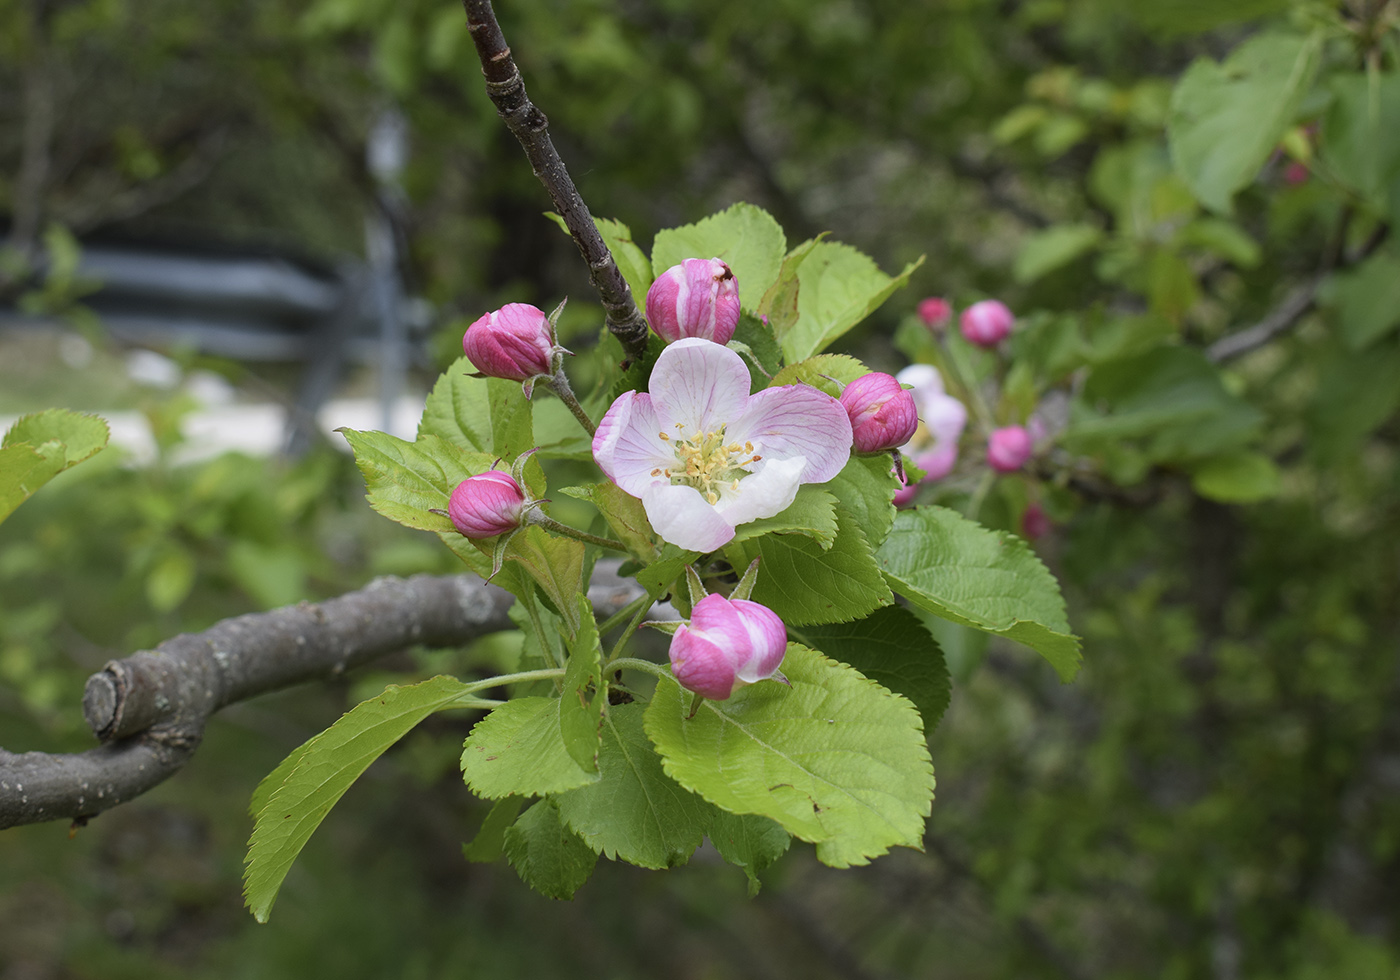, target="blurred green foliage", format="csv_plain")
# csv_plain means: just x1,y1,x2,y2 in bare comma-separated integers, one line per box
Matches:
3,0,1400,976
